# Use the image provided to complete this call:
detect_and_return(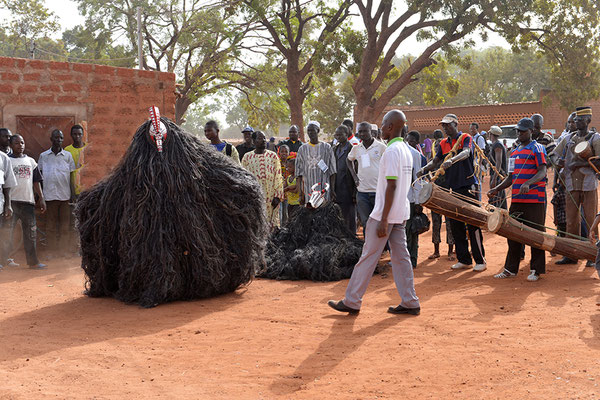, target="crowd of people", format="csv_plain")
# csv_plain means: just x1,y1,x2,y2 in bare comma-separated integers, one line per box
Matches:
0,125,85,269
1,106,599,314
